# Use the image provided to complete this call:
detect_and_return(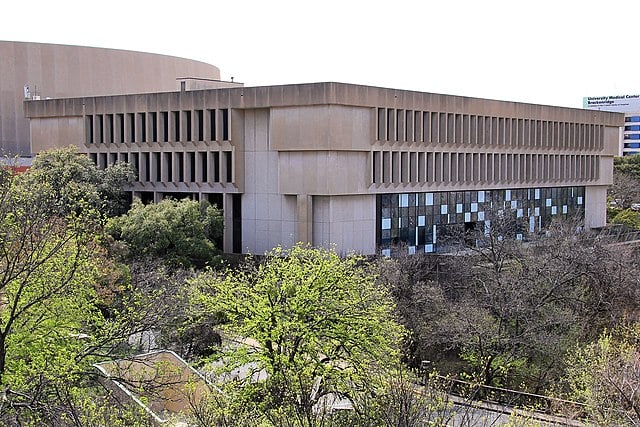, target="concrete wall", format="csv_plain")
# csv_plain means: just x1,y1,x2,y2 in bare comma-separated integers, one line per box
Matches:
1,40,220,155
30,116,83,152
585,185,608,229
279,151,371,195
313,195,377,255
270,105,371,151
241,109,297,254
